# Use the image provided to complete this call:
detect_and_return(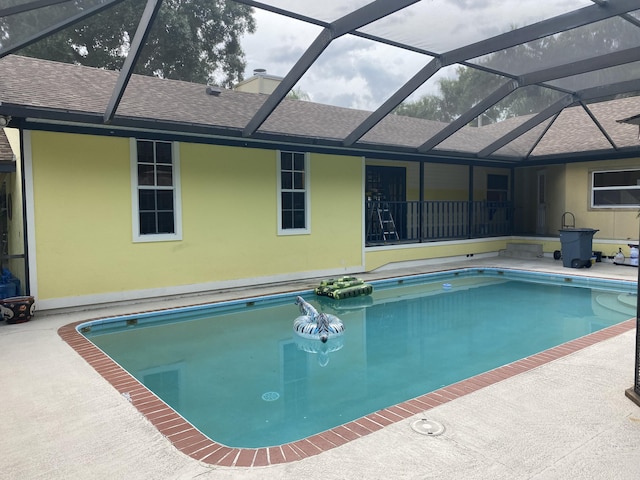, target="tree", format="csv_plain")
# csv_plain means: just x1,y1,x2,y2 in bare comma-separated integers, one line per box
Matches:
395,18,640,123
394,62,563,124
287,87,311,101
1,0,255,87
394,94,445,121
